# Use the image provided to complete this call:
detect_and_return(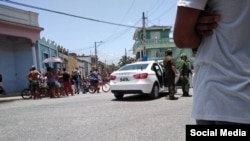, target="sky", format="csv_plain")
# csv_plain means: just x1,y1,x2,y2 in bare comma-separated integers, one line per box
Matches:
0,0,177,64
